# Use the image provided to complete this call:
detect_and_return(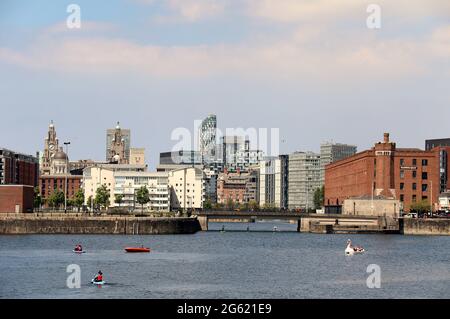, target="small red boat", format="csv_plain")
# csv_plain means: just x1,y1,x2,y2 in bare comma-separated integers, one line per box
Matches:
124,247,151,253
